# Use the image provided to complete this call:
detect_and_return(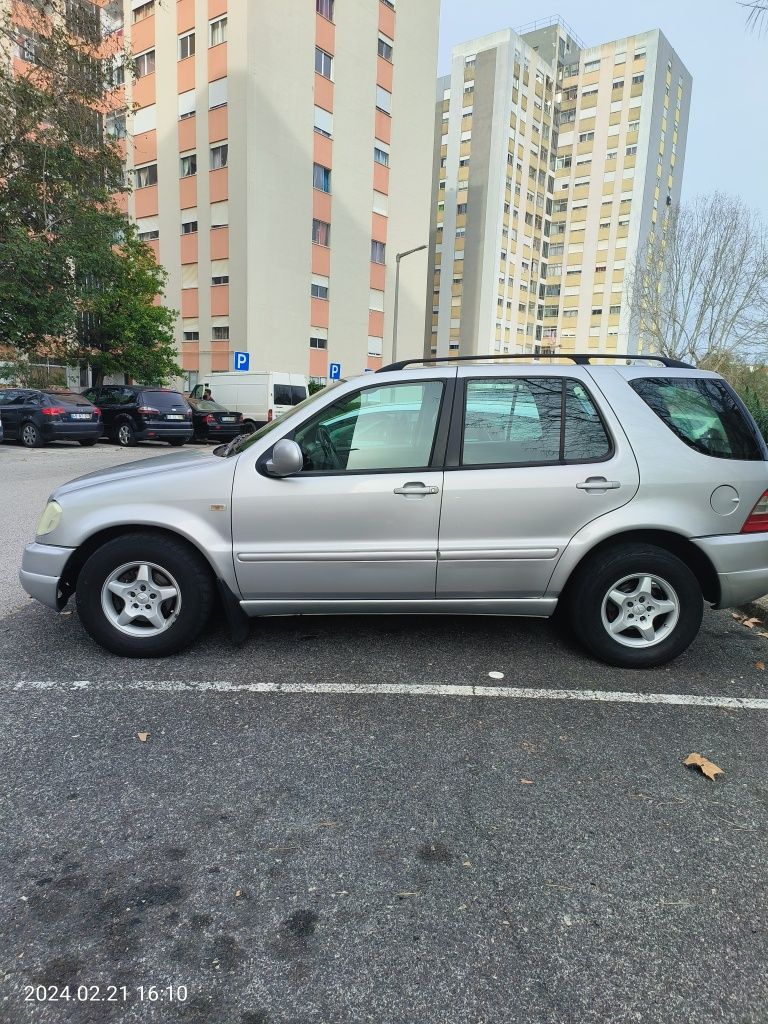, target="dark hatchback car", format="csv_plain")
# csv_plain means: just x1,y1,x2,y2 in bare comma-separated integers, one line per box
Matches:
187,398,245,443
0,388,102,447
82,385,193,447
